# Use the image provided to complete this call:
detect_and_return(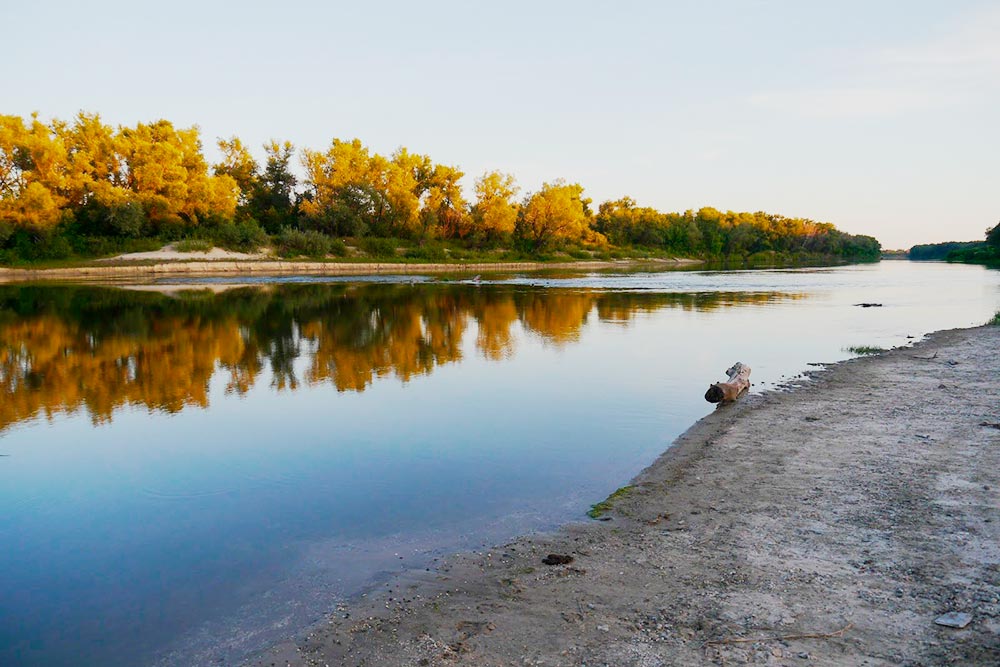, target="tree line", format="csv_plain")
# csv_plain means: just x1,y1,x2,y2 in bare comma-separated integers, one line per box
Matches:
0,112,880,263
909,222,1000,265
